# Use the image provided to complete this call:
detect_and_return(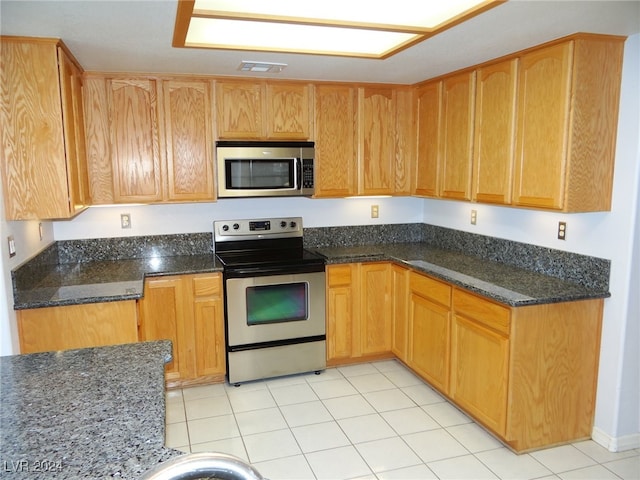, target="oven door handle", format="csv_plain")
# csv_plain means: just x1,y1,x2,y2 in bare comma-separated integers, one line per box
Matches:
224,263,325,278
